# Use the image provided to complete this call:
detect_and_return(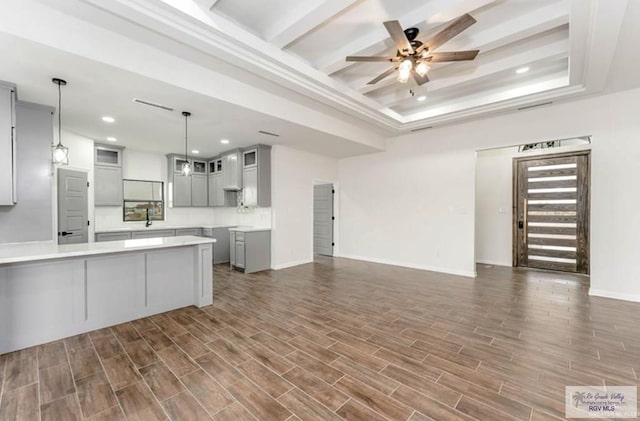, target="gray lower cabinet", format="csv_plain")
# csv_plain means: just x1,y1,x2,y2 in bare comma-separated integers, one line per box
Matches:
131,229,175,239
95,232,131,242
175,228,201,236
202,227,232,263
96,227,212,243
230,230,271,273
235,241,245,268
94,166,123,206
